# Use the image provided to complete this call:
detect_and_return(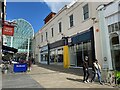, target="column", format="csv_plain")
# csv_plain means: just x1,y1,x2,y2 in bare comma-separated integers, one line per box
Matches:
10,36,13,47
98,8,113,70
26,38,30,61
